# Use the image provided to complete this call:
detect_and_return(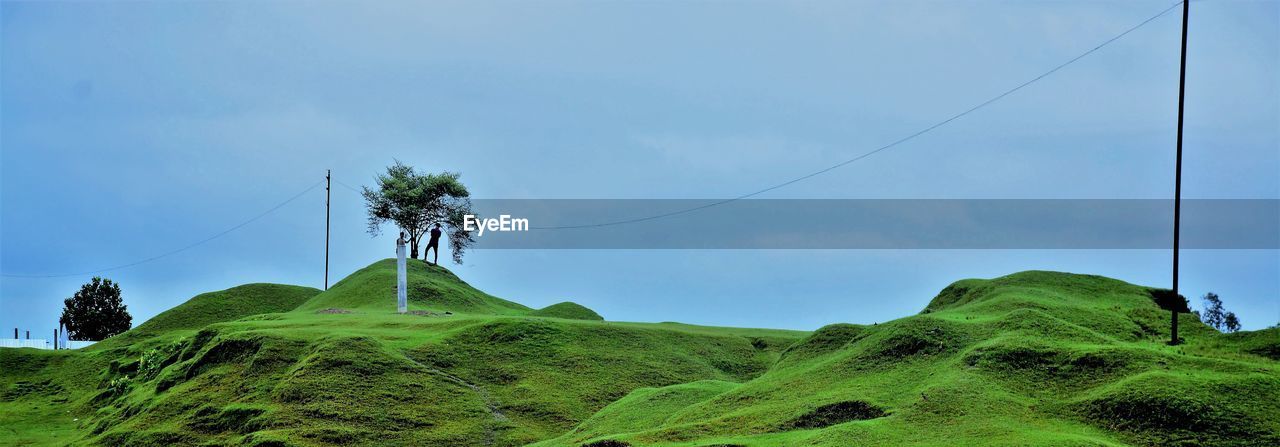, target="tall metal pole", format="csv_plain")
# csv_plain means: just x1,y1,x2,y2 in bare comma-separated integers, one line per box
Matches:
325,170,331,291
1171,0,1189,345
